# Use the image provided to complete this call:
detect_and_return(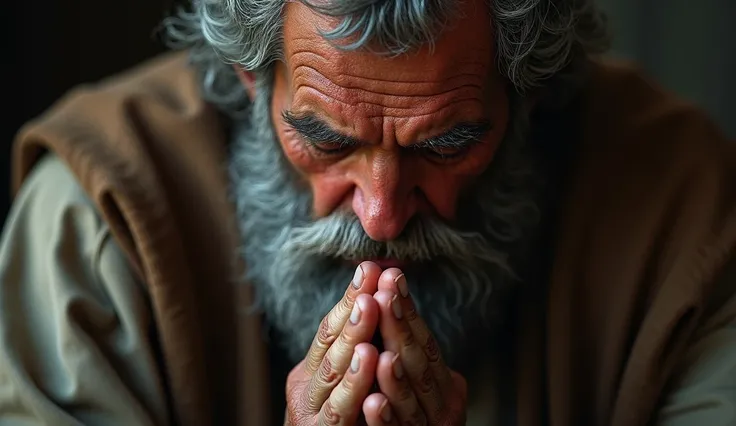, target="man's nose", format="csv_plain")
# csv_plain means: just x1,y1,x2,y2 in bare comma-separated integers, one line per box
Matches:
351,150,417,241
